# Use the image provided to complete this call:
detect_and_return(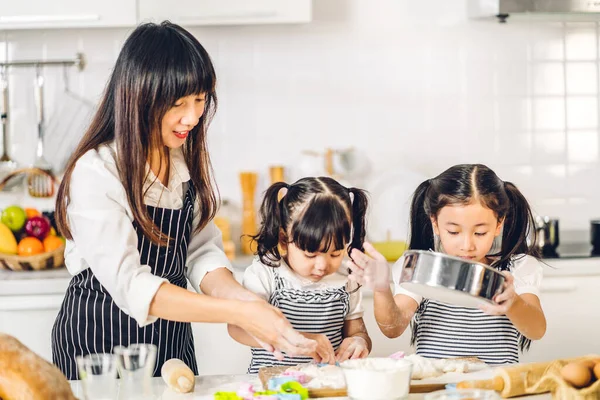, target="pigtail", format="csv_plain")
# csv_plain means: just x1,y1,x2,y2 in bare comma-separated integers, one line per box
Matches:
347,188,369,255
497,182,539,268
251,181,289,267
500,181,538,353
408,180,435,251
